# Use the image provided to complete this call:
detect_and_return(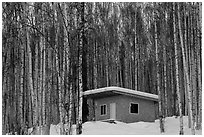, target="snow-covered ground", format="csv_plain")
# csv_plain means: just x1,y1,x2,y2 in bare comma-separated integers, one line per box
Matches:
25,116,201,135
81,116,202,135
